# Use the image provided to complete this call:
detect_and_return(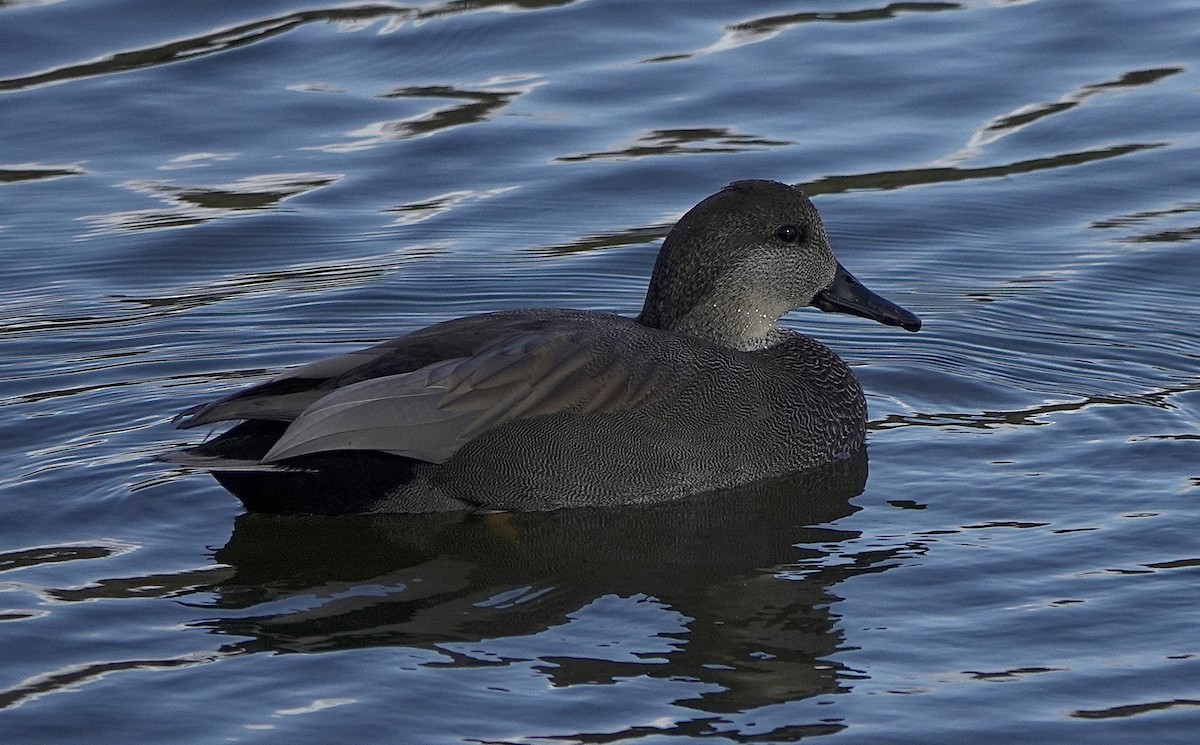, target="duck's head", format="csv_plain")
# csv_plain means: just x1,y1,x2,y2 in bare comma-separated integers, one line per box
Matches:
637,179,920,349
